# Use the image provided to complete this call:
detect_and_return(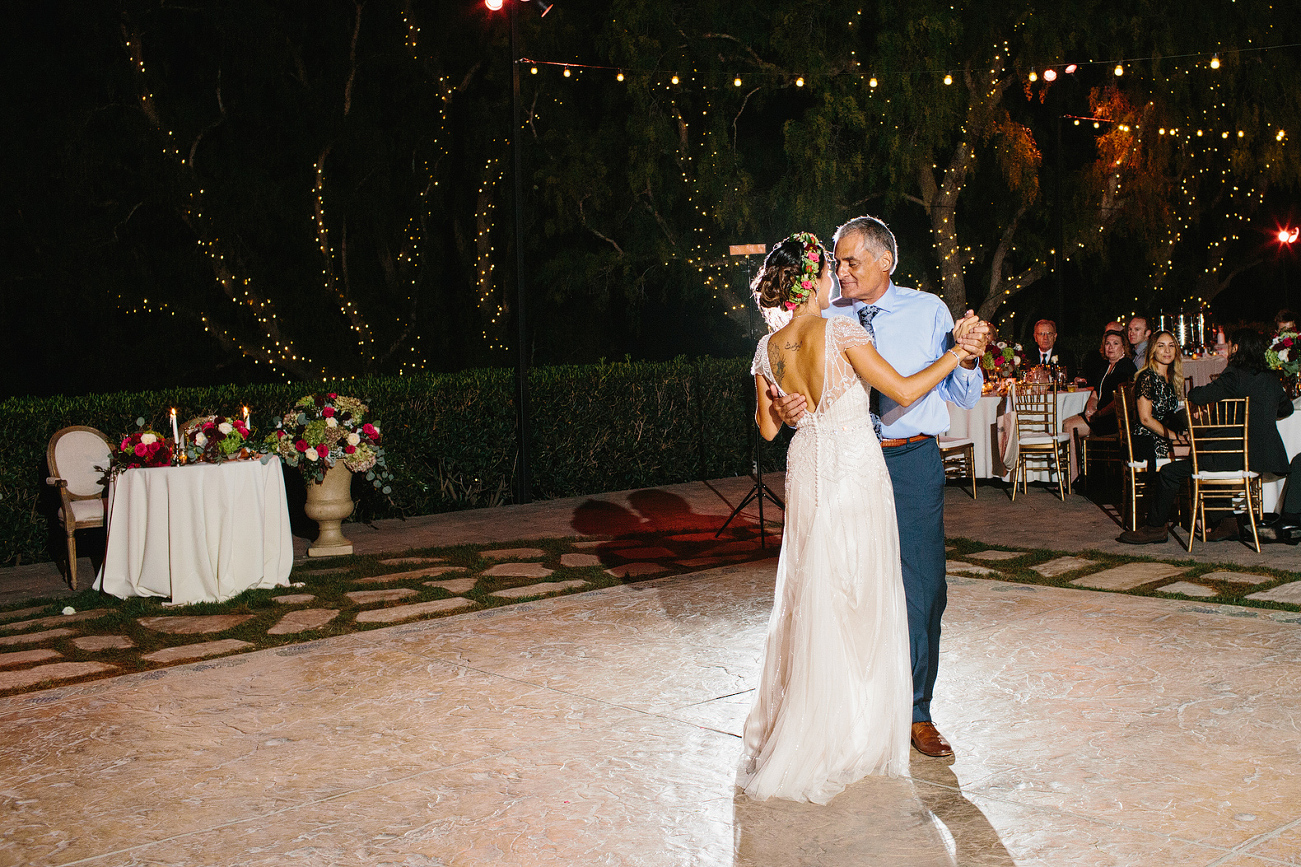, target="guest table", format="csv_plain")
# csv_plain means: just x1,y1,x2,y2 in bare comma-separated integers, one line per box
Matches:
94,456,294,605
1261,399,1301,514
946,388,1091,481
1182,355,1228,388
